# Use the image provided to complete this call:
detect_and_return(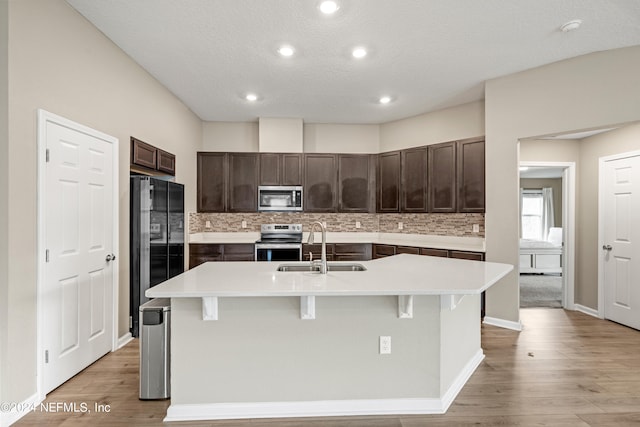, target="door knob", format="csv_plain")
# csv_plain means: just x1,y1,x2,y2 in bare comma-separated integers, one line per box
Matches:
106,254,116,262
602,245,612,251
